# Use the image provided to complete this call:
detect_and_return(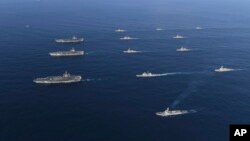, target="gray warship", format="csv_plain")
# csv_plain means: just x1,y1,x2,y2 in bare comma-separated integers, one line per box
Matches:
49,48,84,57
33,71,82,84
55,36,84,43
